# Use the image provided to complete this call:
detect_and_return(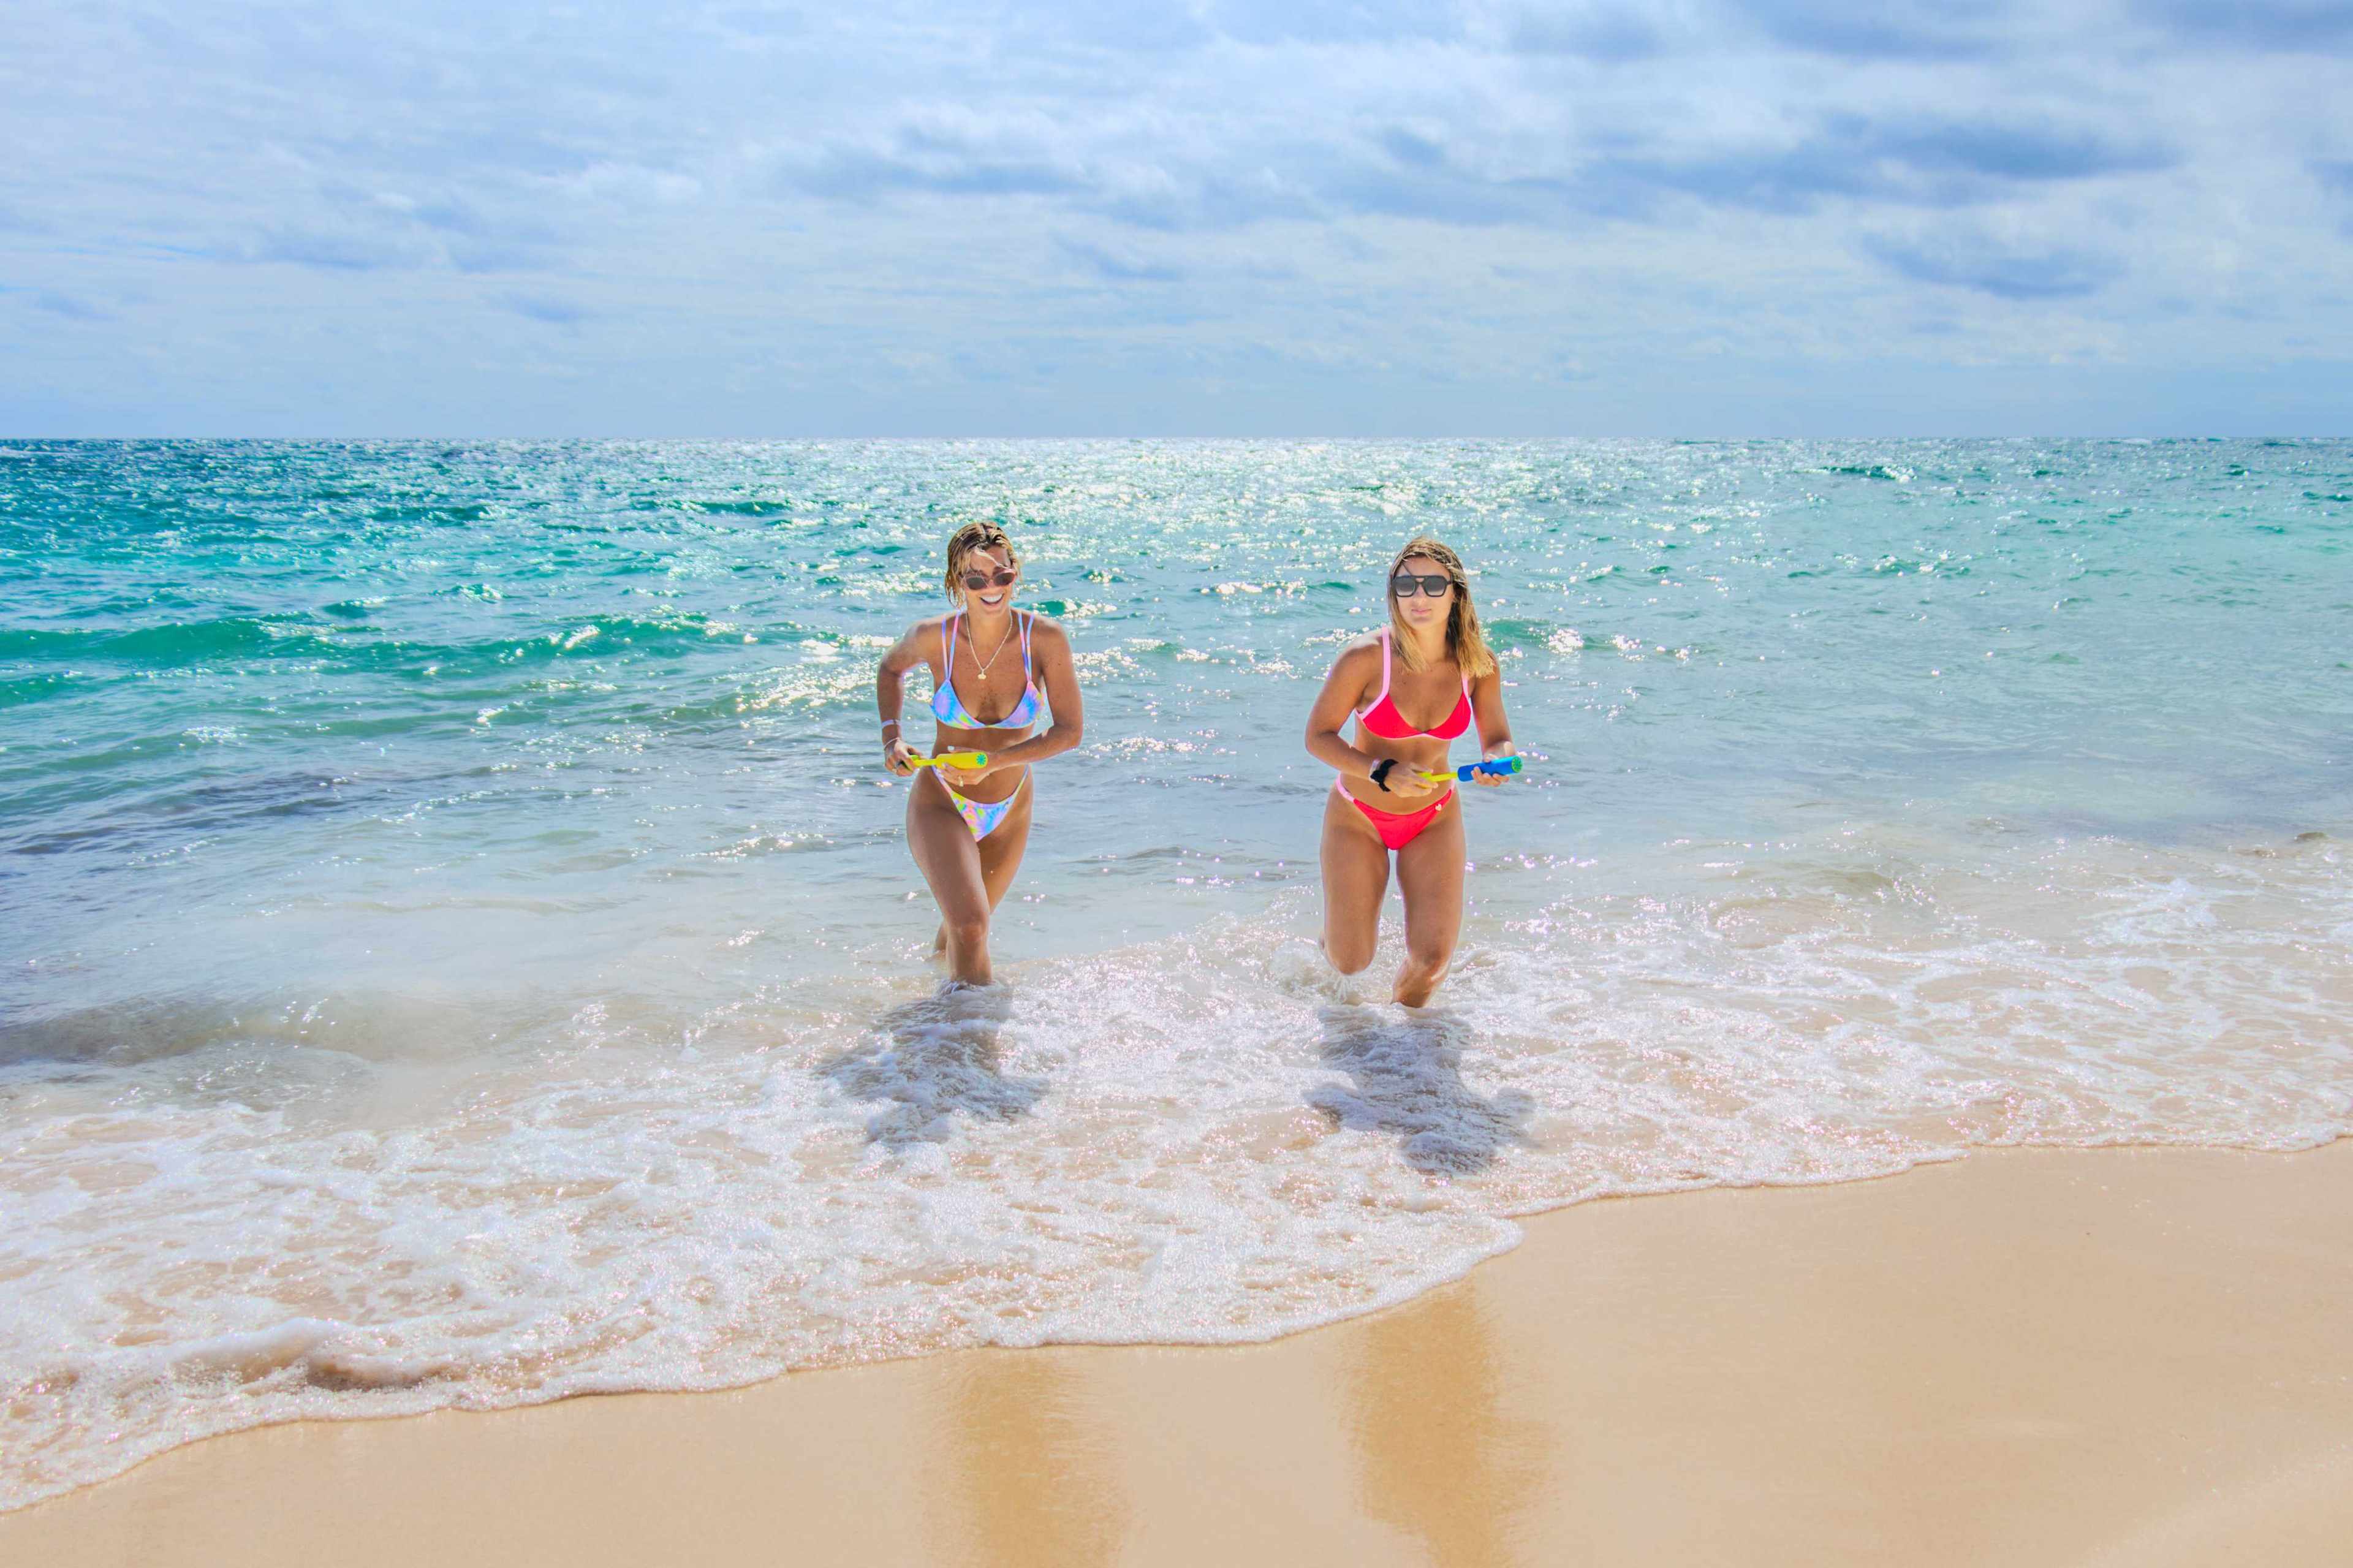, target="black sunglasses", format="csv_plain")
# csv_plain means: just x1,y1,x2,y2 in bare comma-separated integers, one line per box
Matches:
961,567,1019,591
1390,572,1452,598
